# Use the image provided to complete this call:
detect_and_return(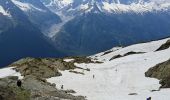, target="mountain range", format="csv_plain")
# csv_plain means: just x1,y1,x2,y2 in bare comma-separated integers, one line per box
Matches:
43,0,170,55
0,0,65,67
1,0,170,66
